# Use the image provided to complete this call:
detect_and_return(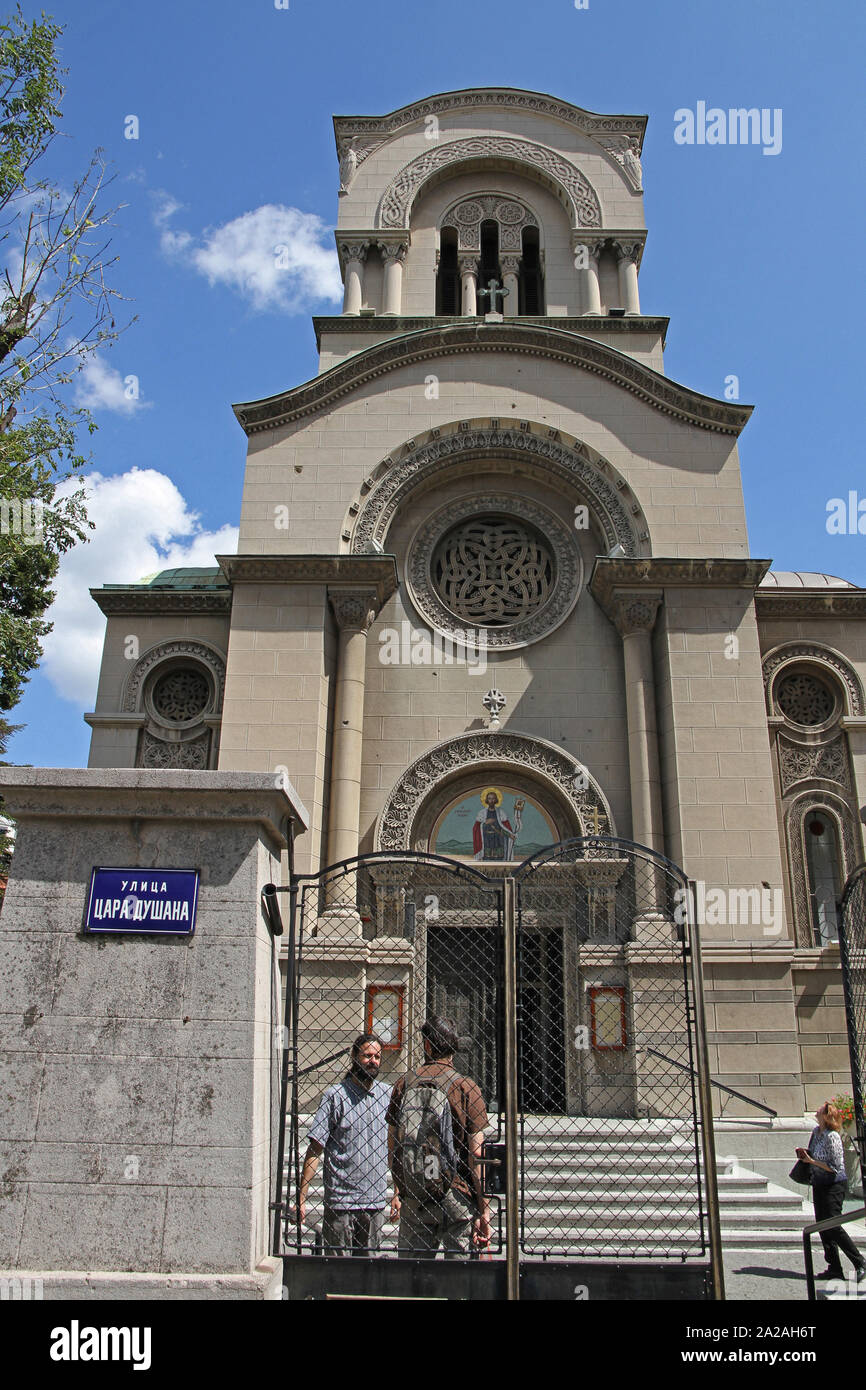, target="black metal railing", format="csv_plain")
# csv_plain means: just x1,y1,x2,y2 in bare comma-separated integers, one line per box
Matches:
802,1205,866,1300
643,1048,778,1118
